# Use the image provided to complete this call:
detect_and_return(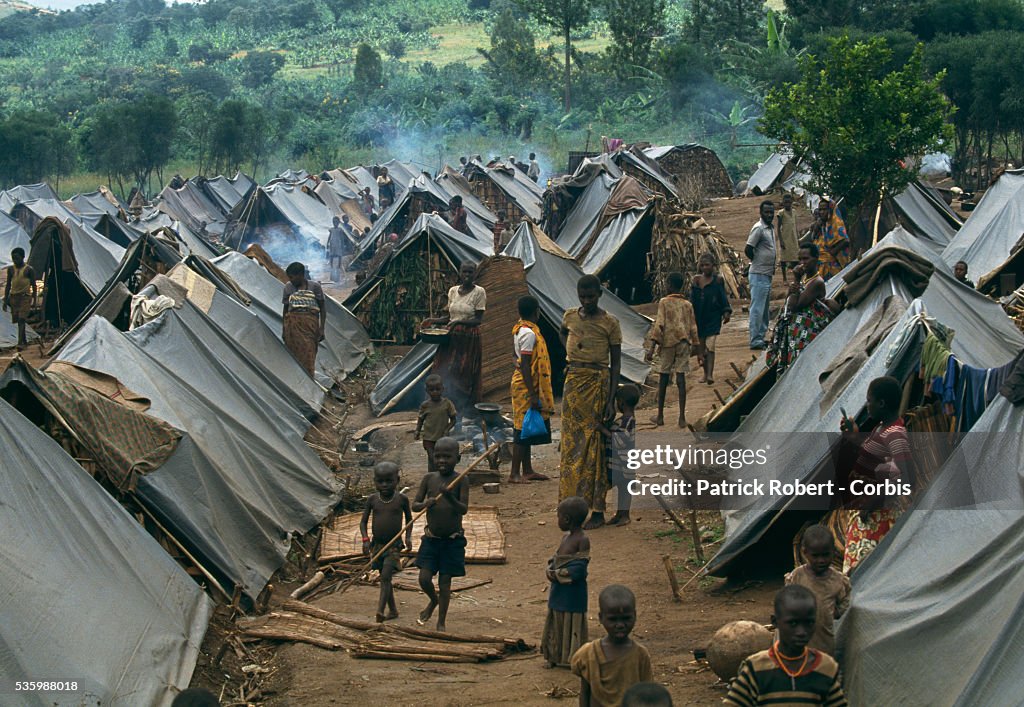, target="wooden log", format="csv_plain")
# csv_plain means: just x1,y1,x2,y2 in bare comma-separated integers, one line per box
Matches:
290,571,325,600
725,378,739,391
730,362,744,378
714,389,727,406
654,493,689,536
662,555,682,602
238,626,344,650
688,509,705,565
352,650,477,663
